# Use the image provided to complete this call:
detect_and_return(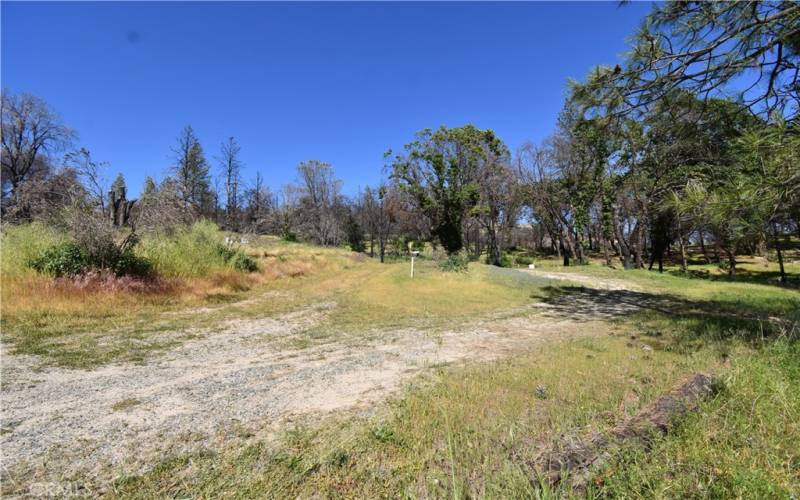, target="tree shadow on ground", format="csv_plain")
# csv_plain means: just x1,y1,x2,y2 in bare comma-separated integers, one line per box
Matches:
664,268,799,289
535,286,798,346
